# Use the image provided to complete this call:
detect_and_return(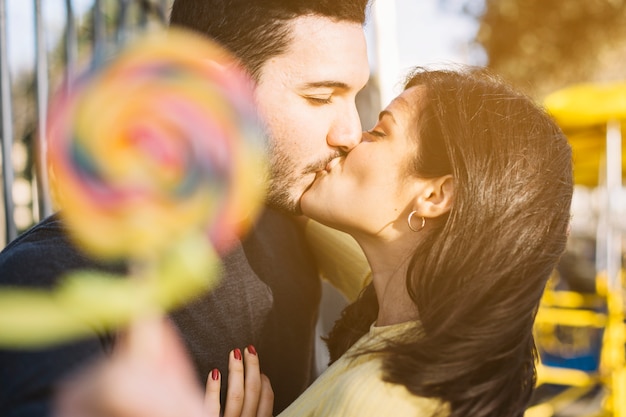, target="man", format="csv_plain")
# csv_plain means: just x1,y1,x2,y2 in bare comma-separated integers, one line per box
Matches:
0,0,370,415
